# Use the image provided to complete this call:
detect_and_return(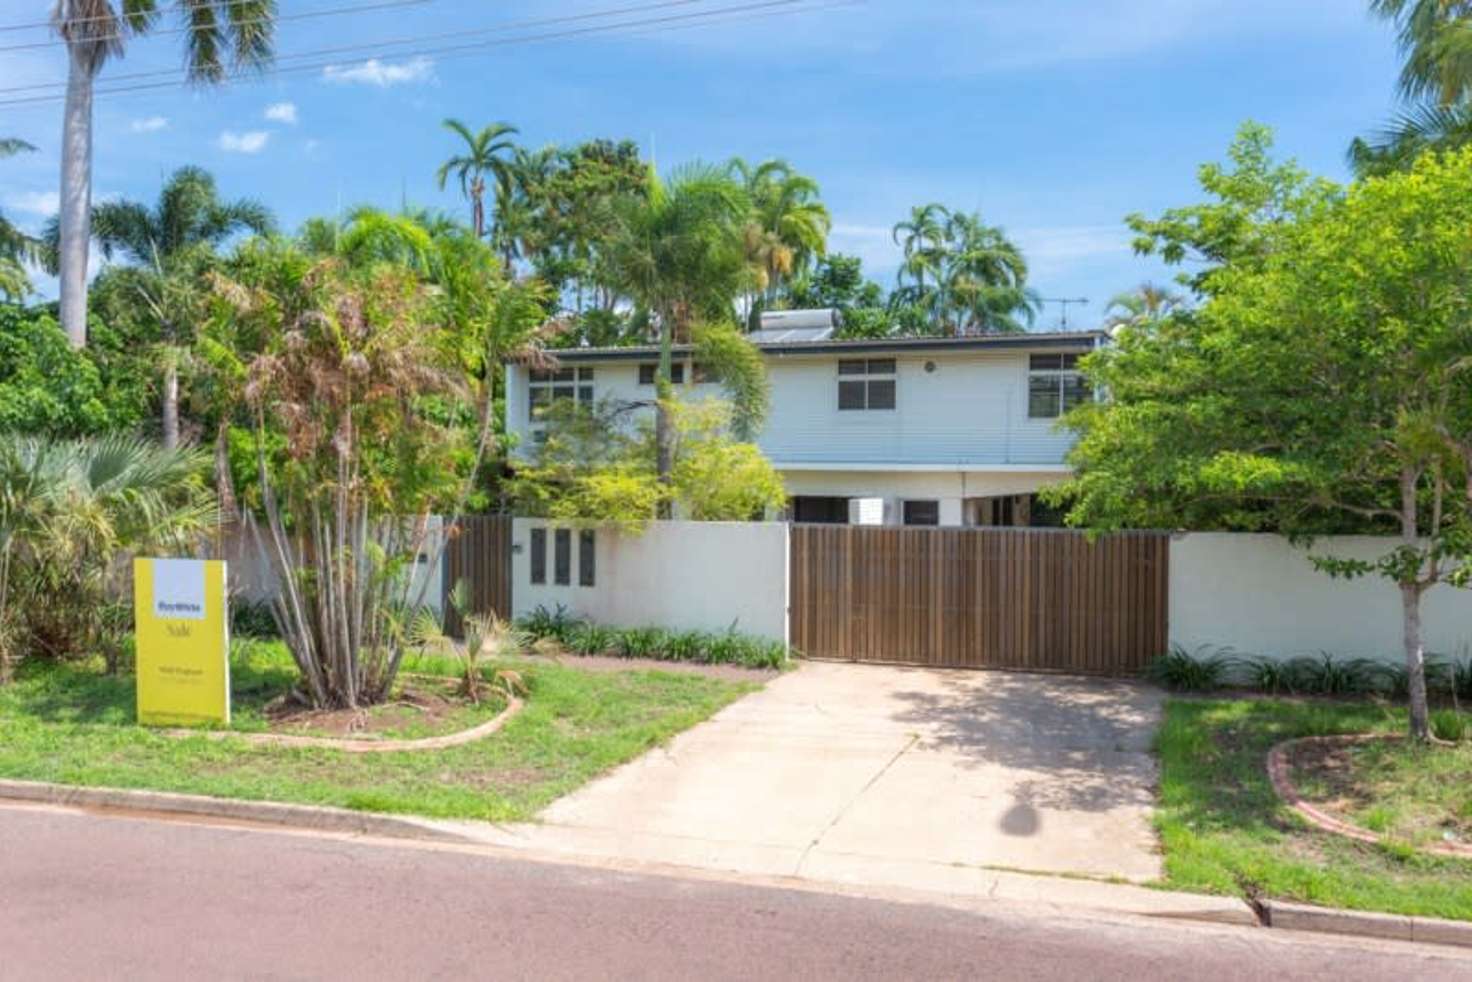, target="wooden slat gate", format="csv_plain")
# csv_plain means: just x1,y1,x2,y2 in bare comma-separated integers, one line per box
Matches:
789,526,1168,675
442,515,513,635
